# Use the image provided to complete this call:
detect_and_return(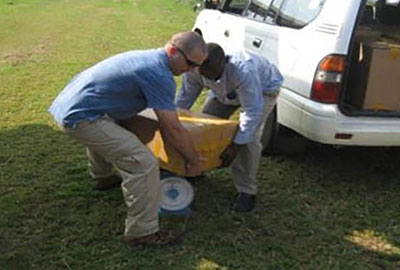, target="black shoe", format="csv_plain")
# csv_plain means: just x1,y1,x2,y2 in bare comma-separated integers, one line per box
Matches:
231,193,256,212
93,175,122,191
